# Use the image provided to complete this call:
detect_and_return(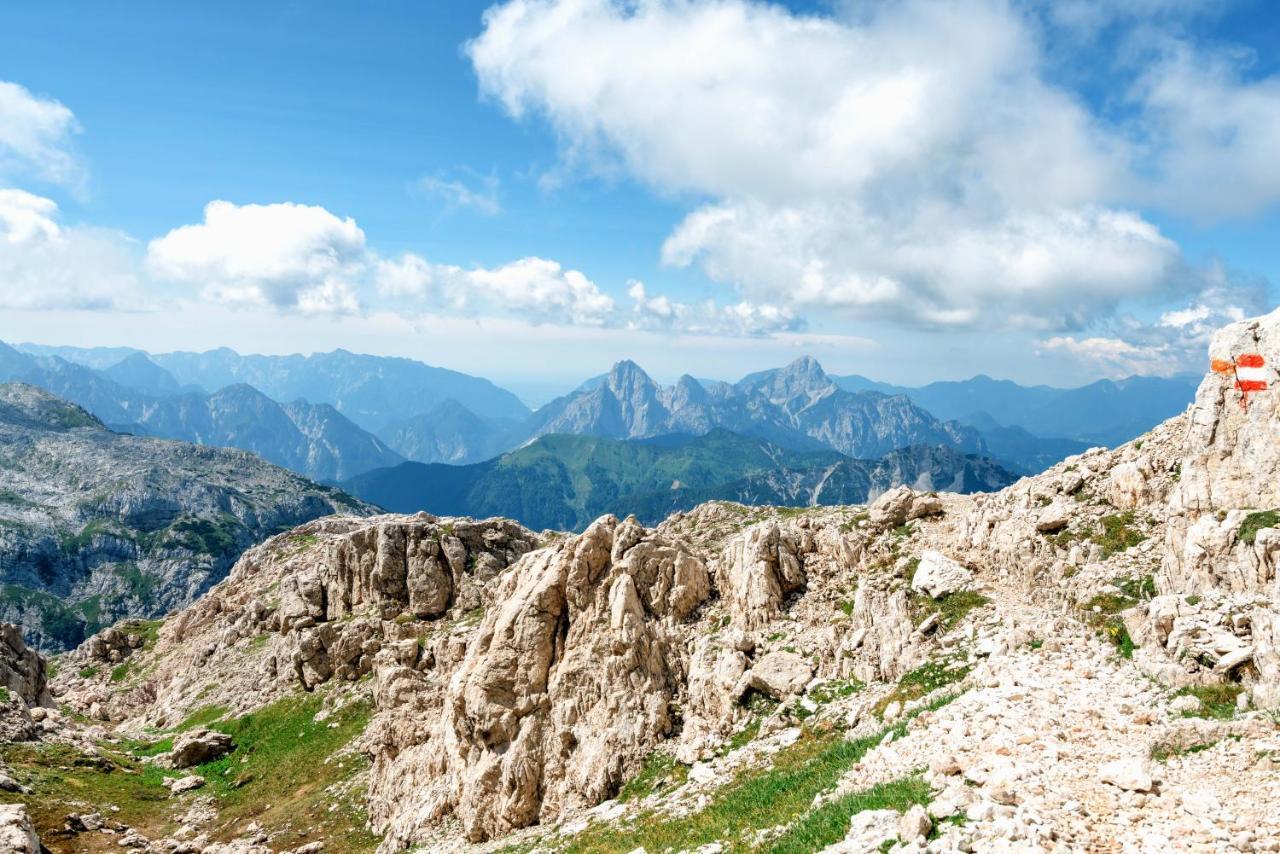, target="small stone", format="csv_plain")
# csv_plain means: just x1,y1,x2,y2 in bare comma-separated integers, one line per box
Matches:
1170,695,1201,714
1099,757,1155,792
898,804,932,841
